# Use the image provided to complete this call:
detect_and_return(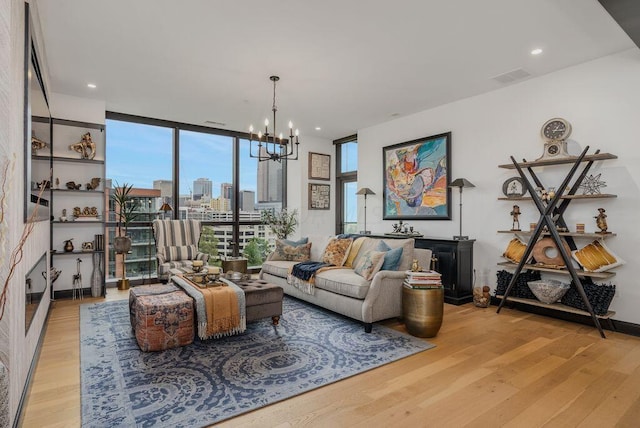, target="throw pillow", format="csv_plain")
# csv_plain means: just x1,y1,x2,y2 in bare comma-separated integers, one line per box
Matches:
375,240,404,271
344,237,366,268
572,240,624,272
161,245,199,262
353,250,386,280
321,237,353,266
270,241,312,262
281,237,308,246
502,238,528,263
